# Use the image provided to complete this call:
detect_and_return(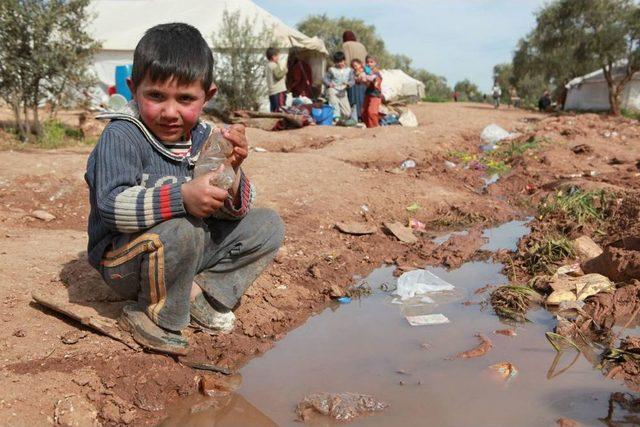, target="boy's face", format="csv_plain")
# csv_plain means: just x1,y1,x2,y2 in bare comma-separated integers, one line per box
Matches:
128,76,216,142
336,60,346,69
352,62,363,73
272,53,279,62
366,58,376,68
